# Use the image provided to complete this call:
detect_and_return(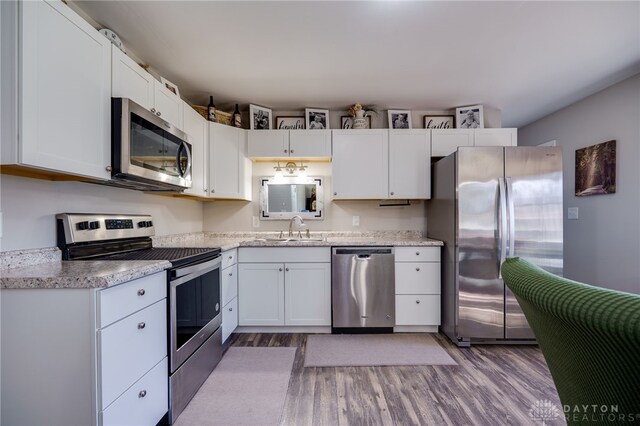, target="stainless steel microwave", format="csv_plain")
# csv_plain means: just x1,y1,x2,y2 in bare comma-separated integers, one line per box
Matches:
111,98,192,191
